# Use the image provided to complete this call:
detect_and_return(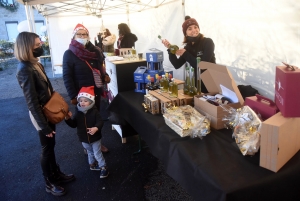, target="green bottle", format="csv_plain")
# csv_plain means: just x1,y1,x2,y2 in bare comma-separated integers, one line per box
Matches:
189,67,197,97
184,65,190,95
196,57,201,95
171,78,178,98
158,35,179,54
